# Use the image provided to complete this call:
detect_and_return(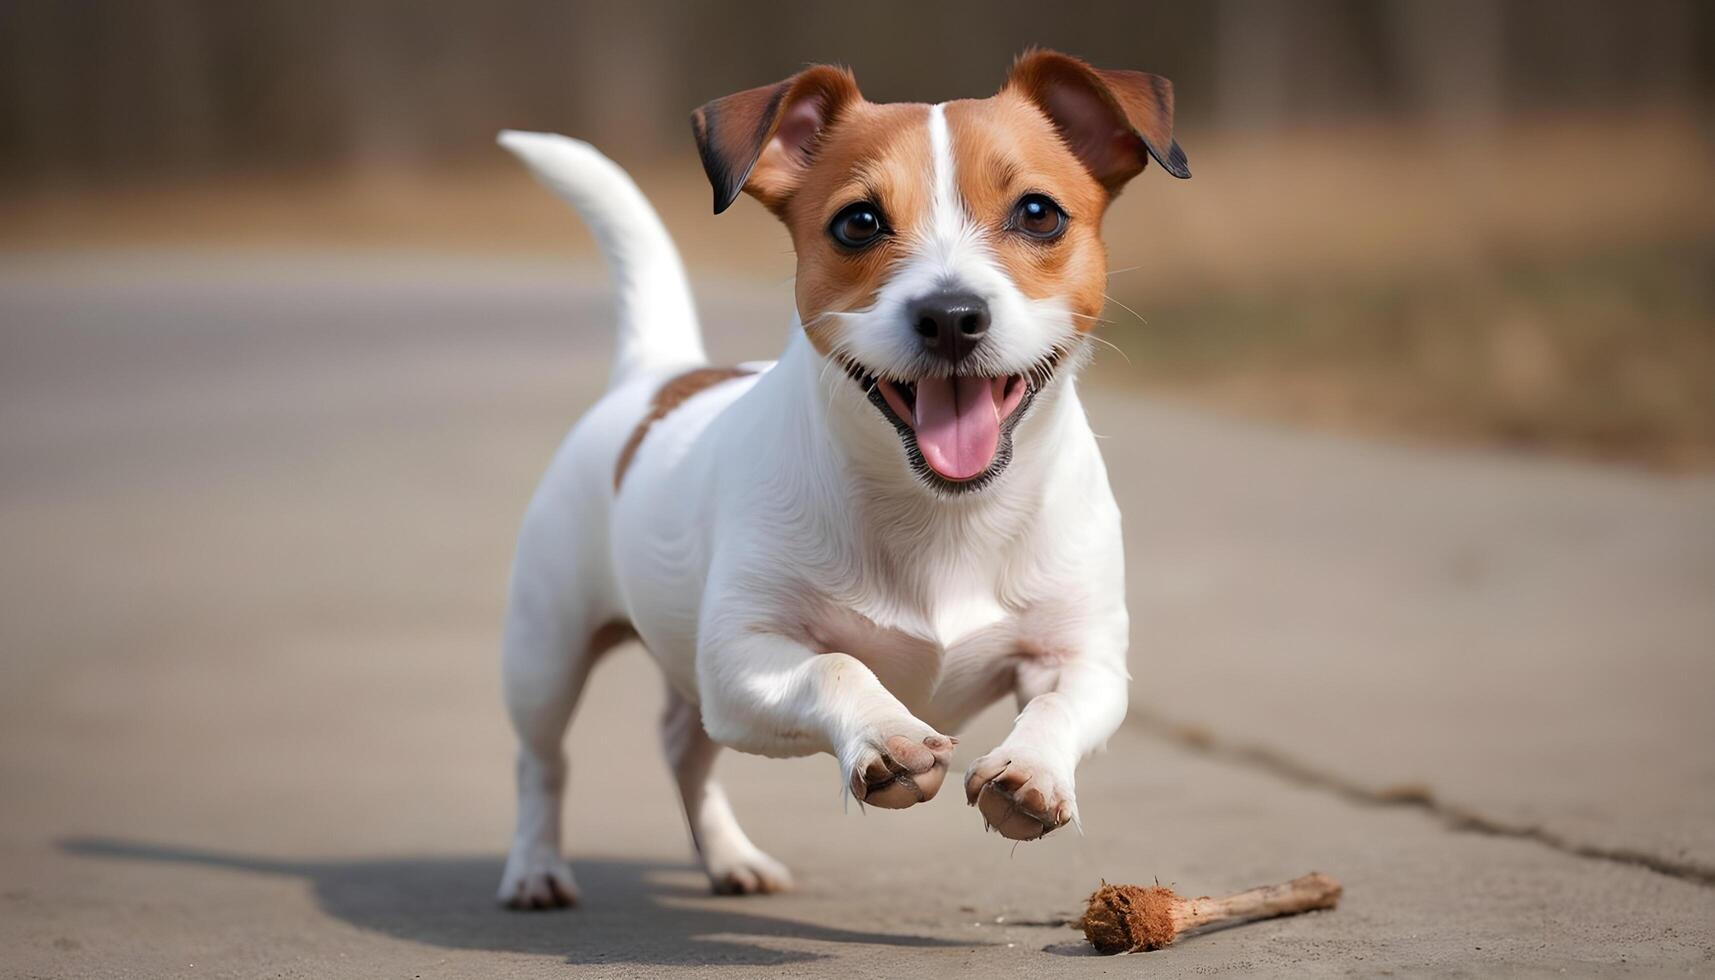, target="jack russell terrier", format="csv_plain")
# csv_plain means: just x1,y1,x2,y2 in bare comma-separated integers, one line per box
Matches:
494,49,1189,908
